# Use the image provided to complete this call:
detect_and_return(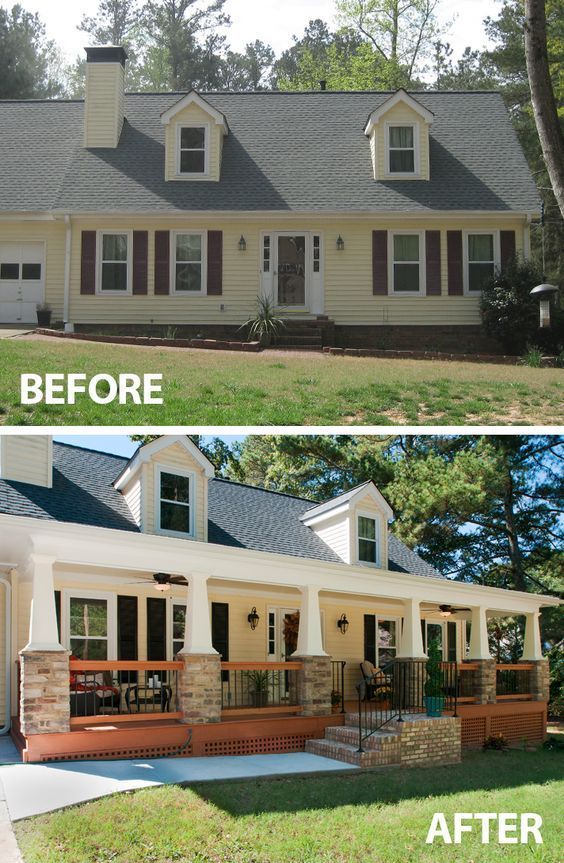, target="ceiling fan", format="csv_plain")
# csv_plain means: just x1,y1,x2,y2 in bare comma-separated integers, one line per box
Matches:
128,572,187,592
438,604,470,618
